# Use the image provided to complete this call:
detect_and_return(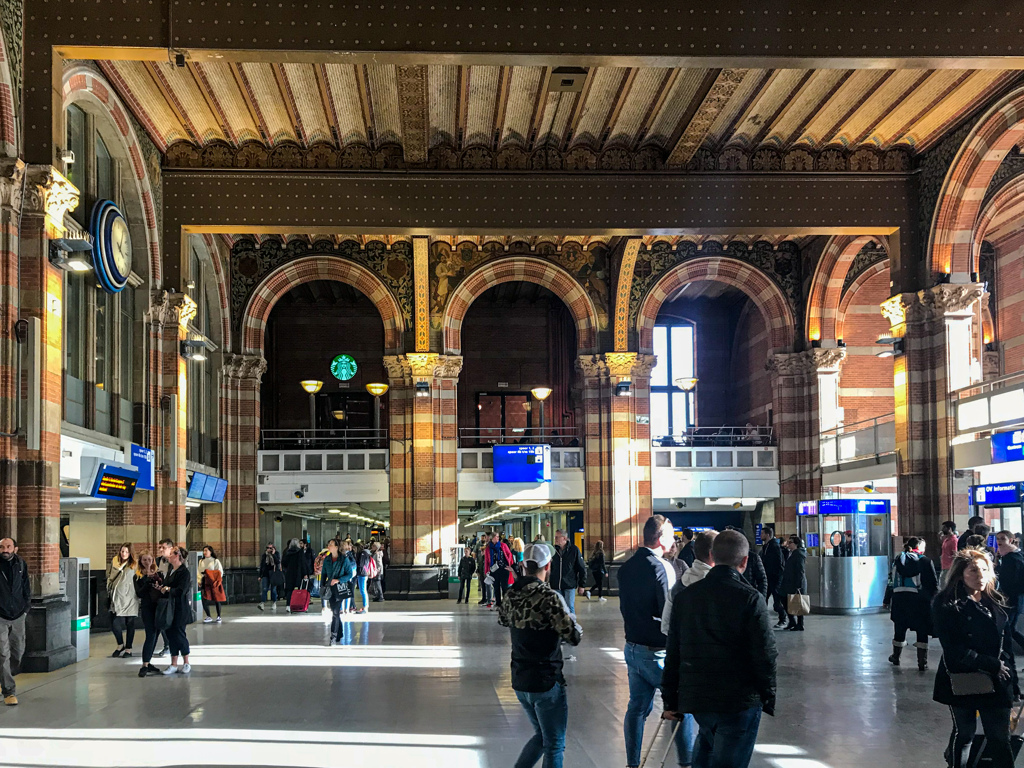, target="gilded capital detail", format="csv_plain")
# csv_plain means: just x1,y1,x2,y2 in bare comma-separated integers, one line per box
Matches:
811,348,846,373
24,164,79,235
385,353,463,381
880,295,908,328
0,158,25,216
151,291,198,329
920,283,987,318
